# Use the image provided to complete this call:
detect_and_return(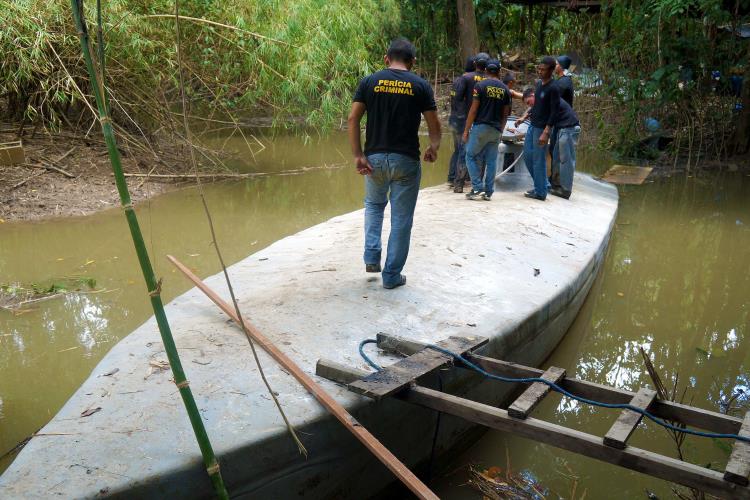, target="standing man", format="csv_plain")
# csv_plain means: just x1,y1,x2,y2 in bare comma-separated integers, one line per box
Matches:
348,38,441,289
462,59,511,201
549,95,580,199
522,56,560,201
550,55,575,190
452,52,489,193
447,56,475,188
